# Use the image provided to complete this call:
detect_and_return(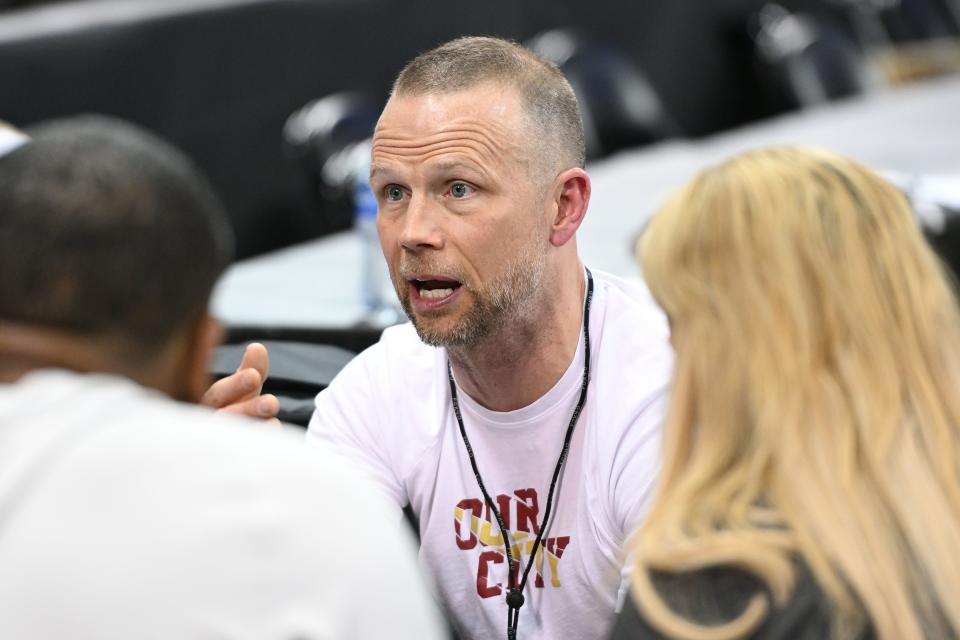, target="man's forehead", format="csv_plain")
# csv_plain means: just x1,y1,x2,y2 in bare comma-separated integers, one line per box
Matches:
371,85,532,172
375,83,526,137
370,123,525,177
